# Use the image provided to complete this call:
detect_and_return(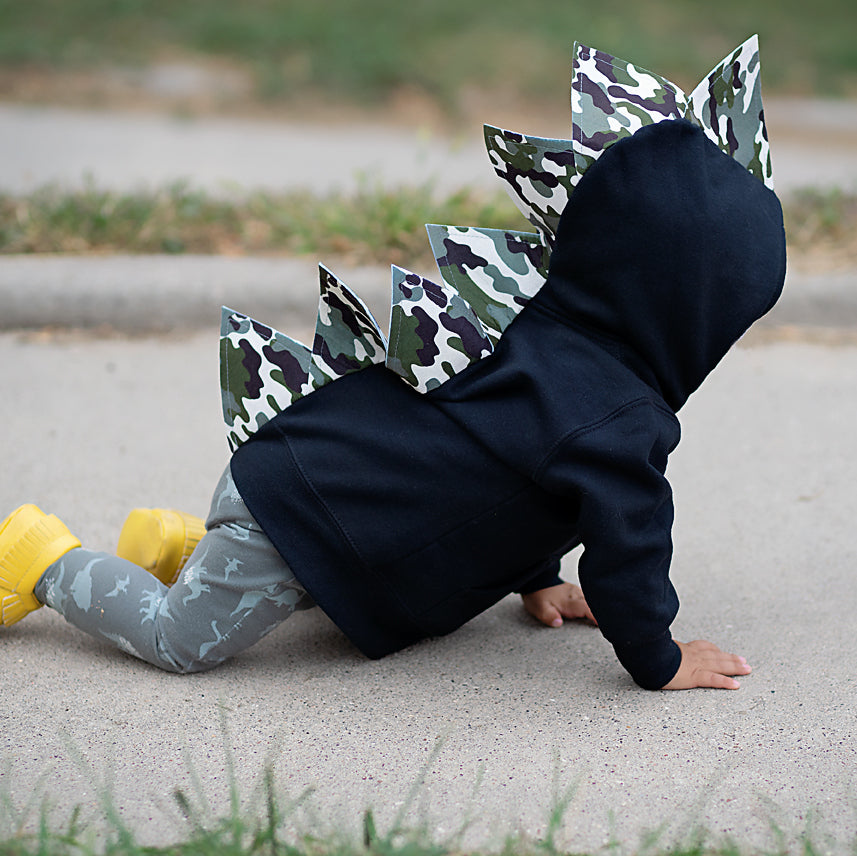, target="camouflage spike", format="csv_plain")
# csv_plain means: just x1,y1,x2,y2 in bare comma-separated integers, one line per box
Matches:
386,266,494,393
483,125,579,242
686,35,773,189
425,224,549,343
312,264,388,383
571,41,688,177
220,307,314,452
